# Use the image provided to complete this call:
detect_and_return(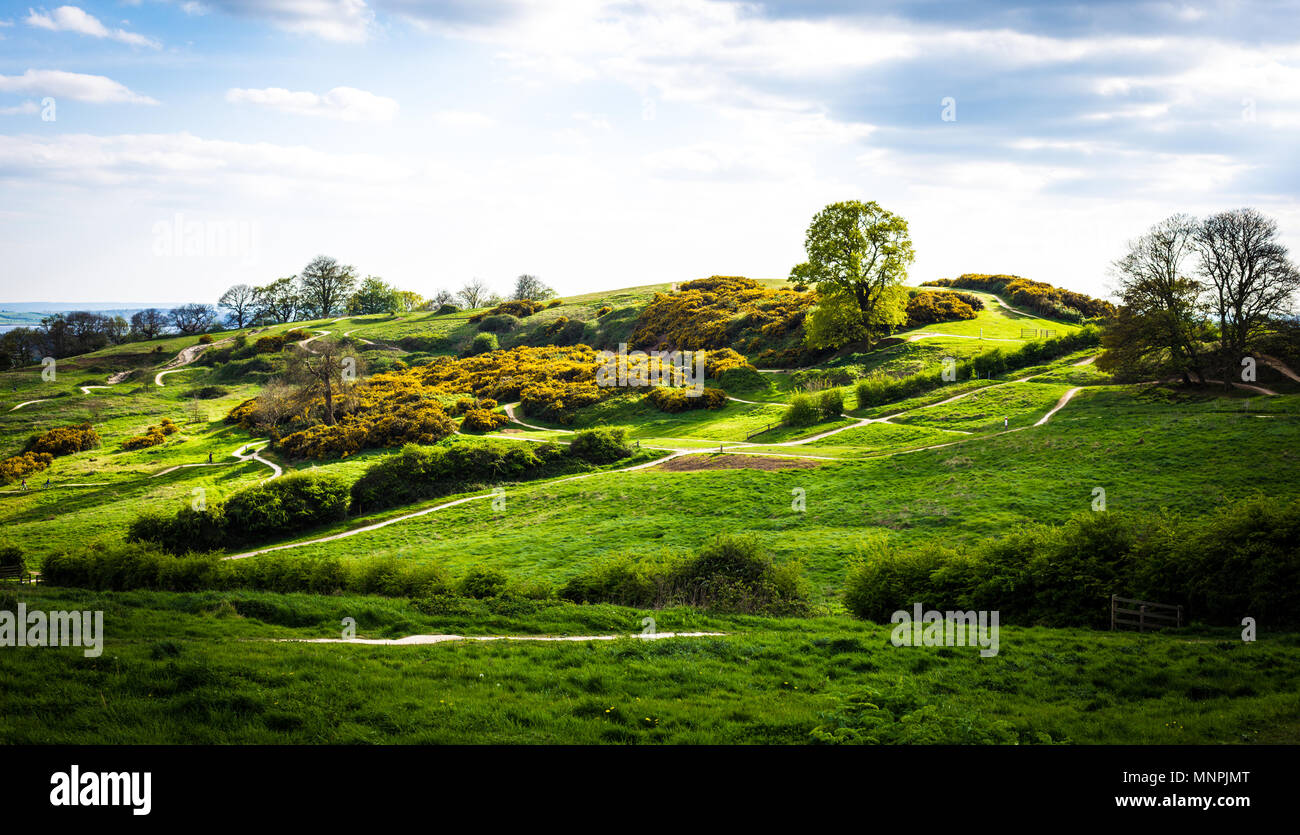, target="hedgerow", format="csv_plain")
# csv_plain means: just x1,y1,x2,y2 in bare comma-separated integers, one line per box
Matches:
854,326,1101,407
128,471,351,554
843,496,1300,628
349,439,582,513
